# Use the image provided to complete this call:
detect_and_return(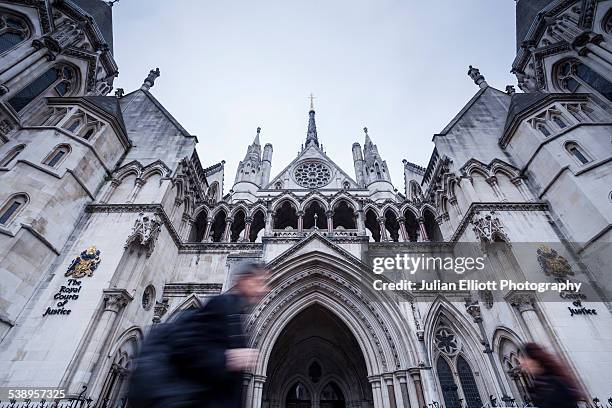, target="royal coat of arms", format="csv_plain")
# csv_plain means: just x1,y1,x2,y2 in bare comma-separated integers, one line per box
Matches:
65,246,101,279
536,245,574,278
